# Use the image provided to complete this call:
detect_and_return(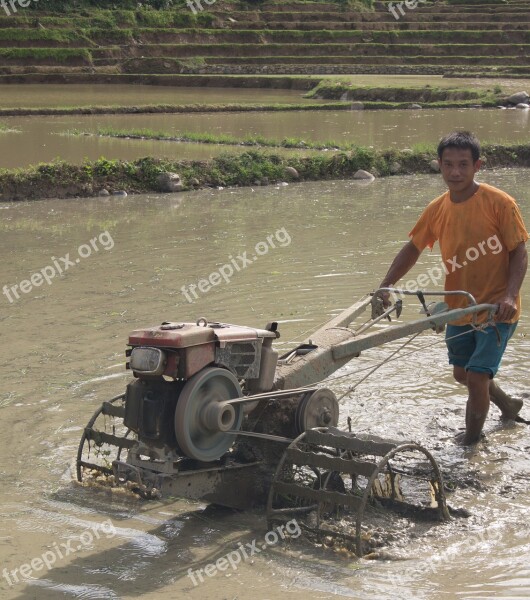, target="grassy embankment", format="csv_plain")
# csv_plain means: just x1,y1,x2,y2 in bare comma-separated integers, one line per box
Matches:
304,81,505,104
1,143,529,202
0,103,348,117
